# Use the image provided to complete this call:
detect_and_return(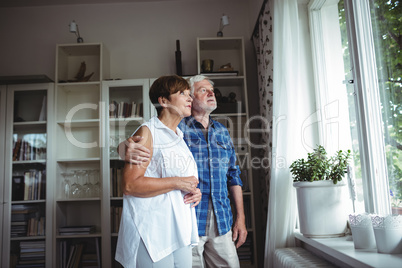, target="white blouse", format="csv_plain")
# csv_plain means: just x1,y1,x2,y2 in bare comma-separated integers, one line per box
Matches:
115,117,199,268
